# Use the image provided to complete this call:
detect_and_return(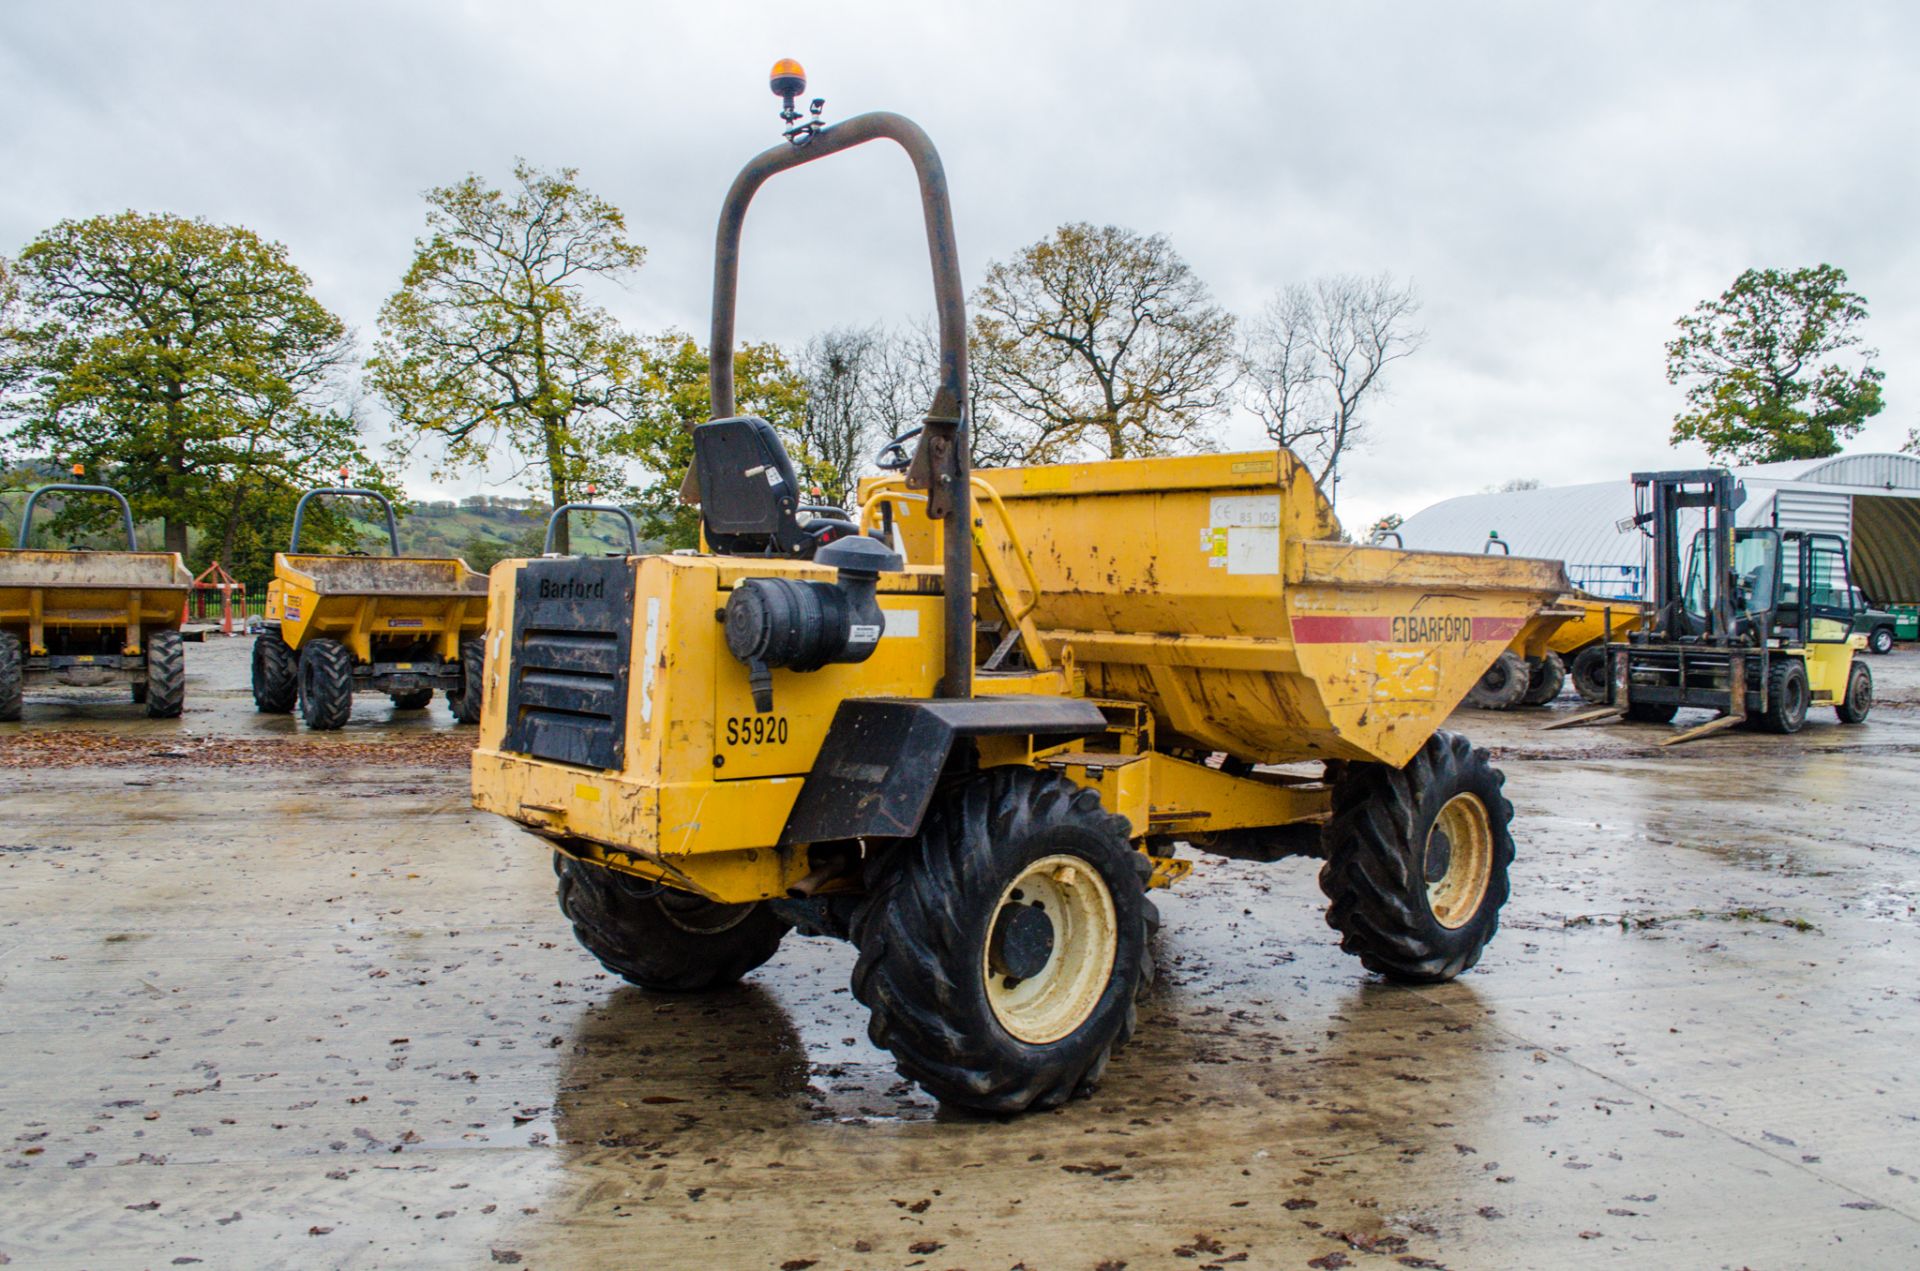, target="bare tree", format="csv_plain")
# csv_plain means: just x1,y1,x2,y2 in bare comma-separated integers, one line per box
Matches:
1242,273,1425,495
795,326,881,505
865,323,941,449
971,223,1236,462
